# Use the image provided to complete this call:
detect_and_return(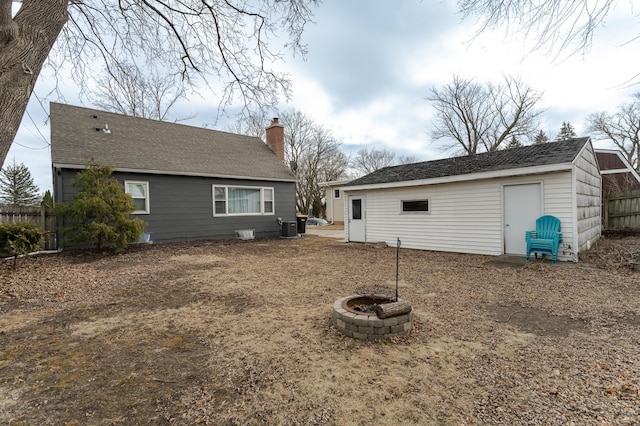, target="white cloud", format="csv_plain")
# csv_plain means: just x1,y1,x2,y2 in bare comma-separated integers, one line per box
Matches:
6,0,640,192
